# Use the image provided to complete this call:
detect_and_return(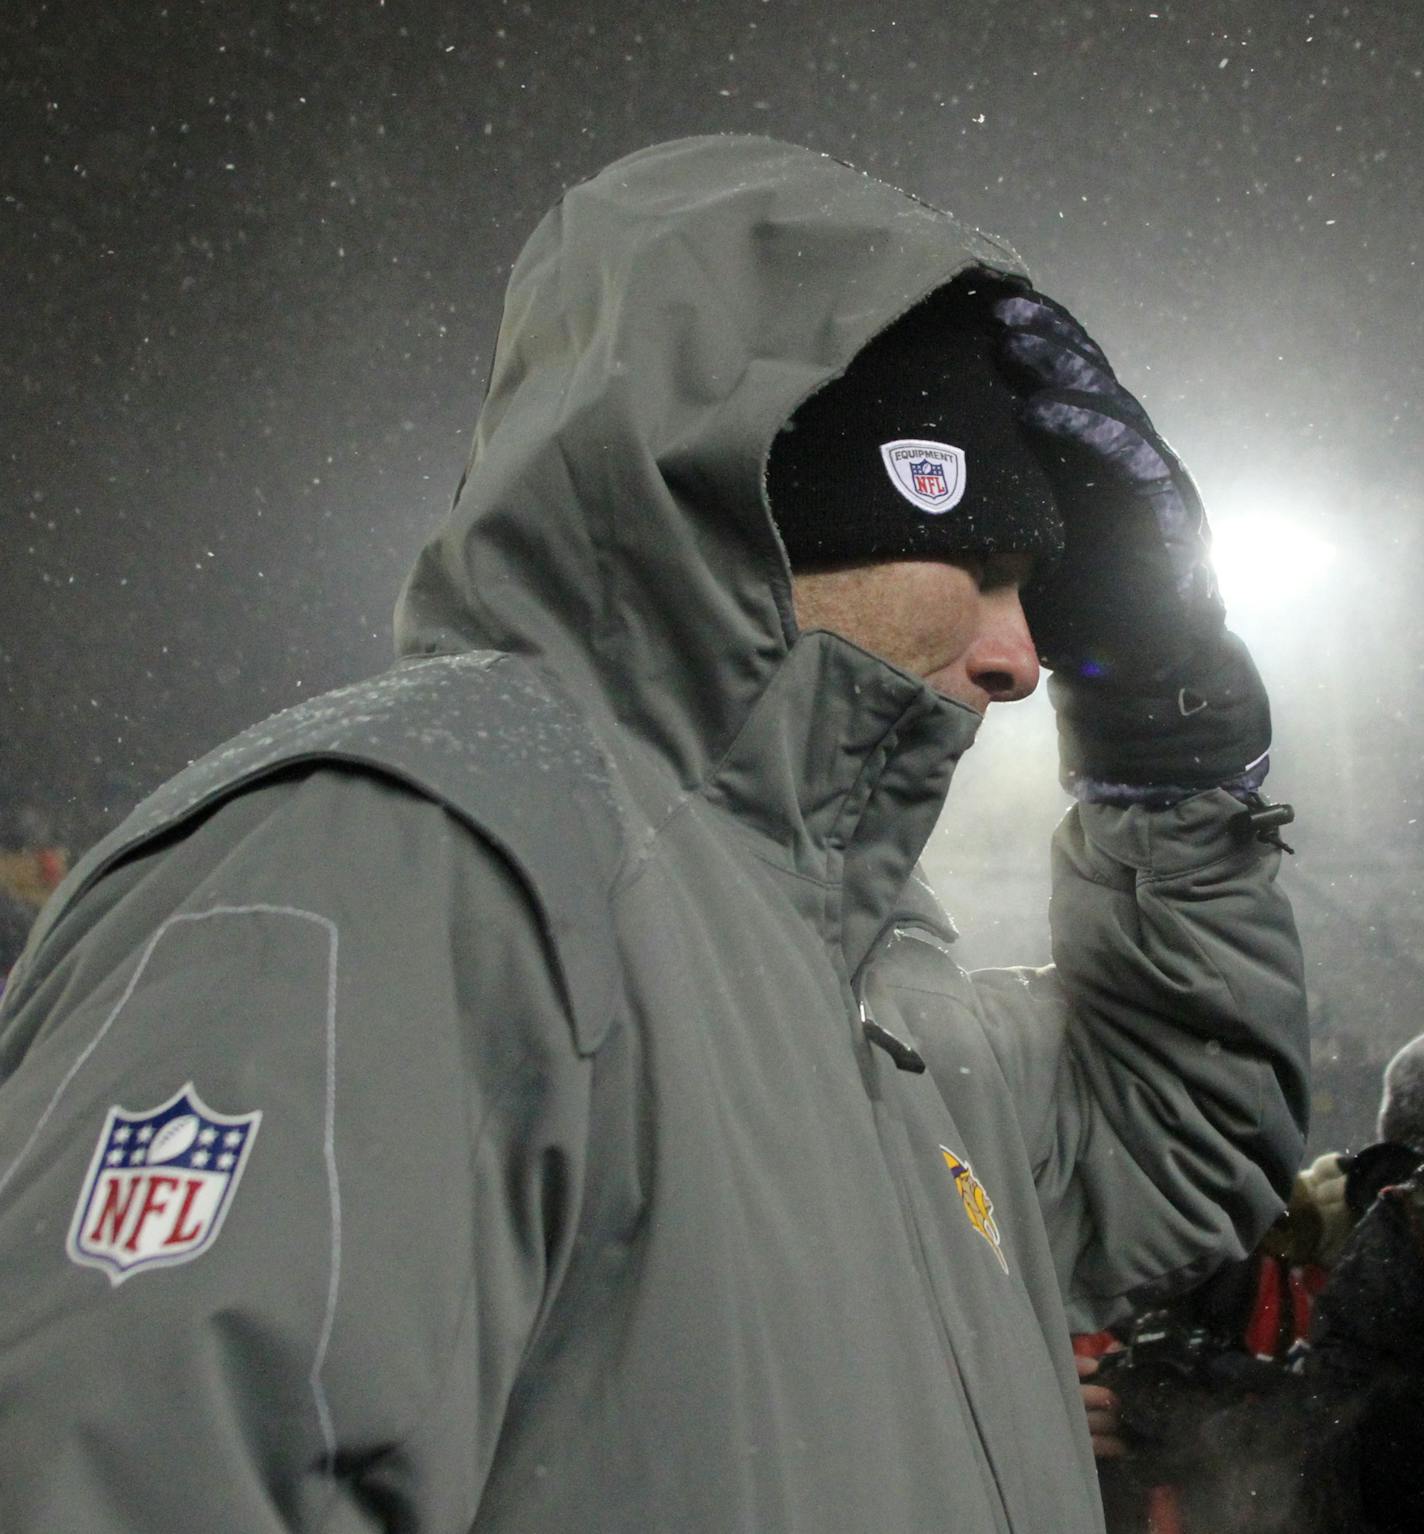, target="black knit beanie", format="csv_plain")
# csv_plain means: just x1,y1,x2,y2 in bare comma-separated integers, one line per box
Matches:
766,270,1063,571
